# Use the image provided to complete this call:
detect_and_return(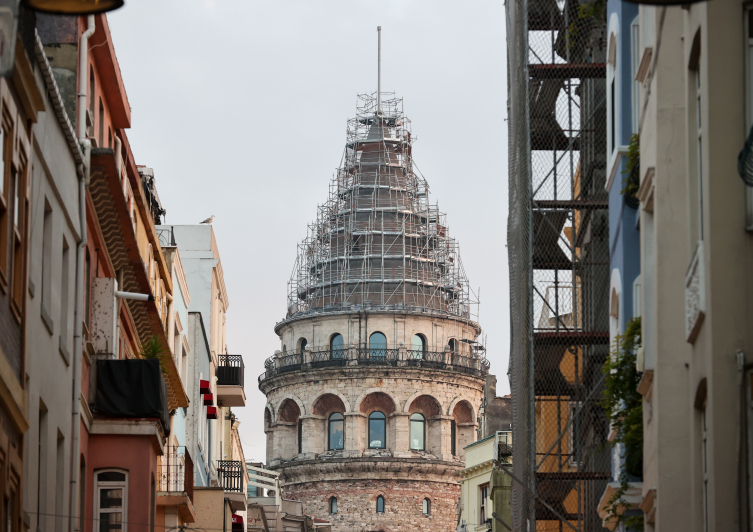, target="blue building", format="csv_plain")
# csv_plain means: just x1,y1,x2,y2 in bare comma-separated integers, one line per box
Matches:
602,0,642,528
